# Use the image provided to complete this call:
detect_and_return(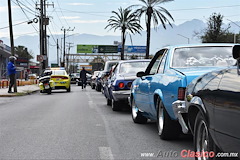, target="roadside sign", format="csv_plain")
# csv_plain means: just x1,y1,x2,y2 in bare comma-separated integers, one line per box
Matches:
98,45,118,53
80,65,92,71
77,45,98,53
51,63,59,67
37,55,43,62
127,46,146,53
